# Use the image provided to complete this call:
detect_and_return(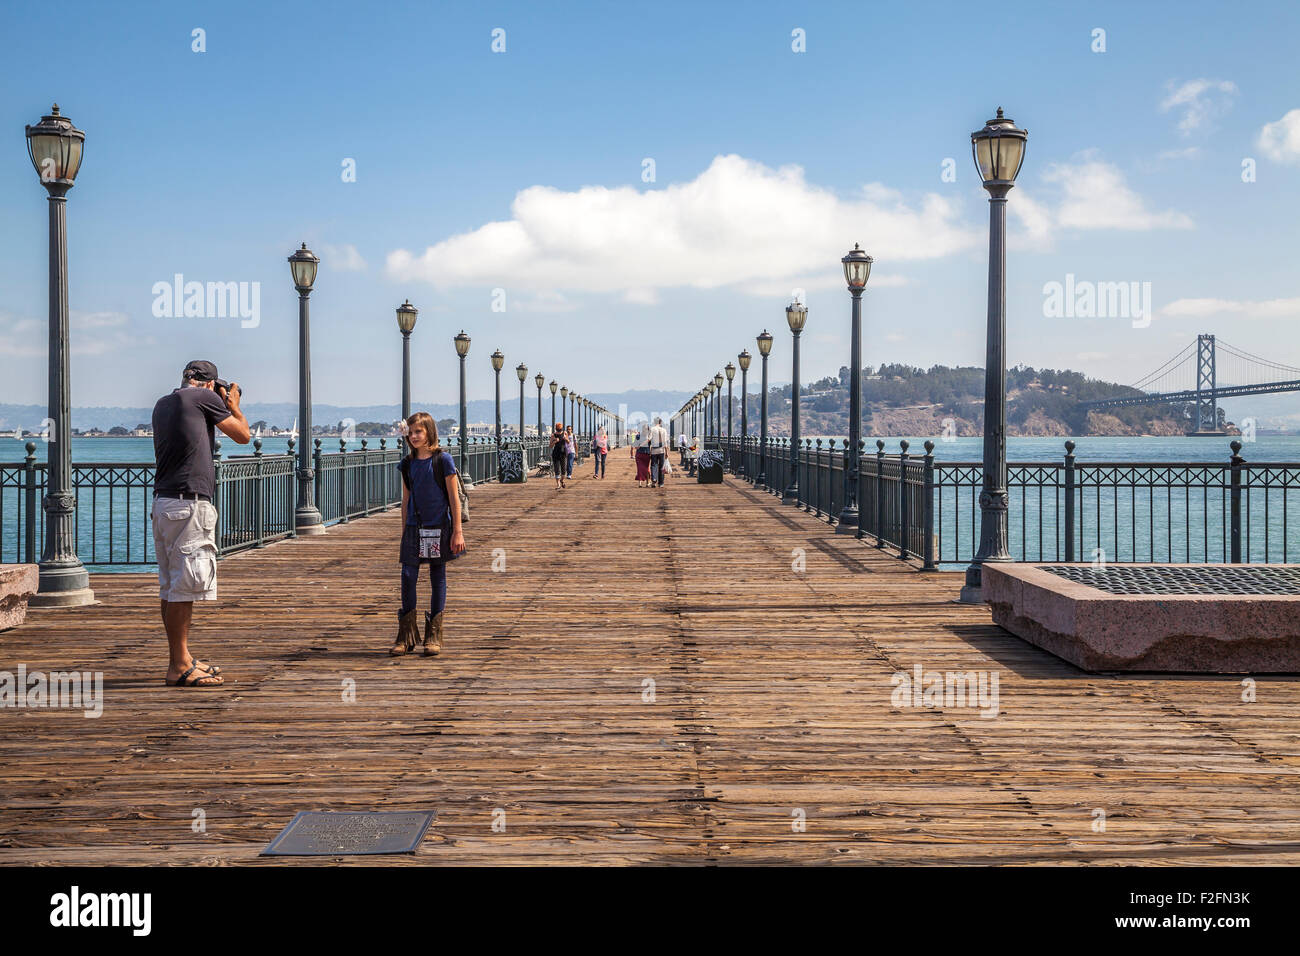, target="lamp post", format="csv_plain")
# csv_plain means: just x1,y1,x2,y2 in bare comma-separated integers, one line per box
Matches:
569,391,577,435
516,362,527,443
491,349,504,447
725,363,735,467
289,243,324,536
560,386,568,429
962,107,1028,602
784,299,807,504
550,379,558,427
703,384,712,441
455,331,471,478
396,299,417,450
757,330,773,488
837,243,872,532
714,372,724,442
738,349,751,478
26,104,92,606
535,372,545,438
